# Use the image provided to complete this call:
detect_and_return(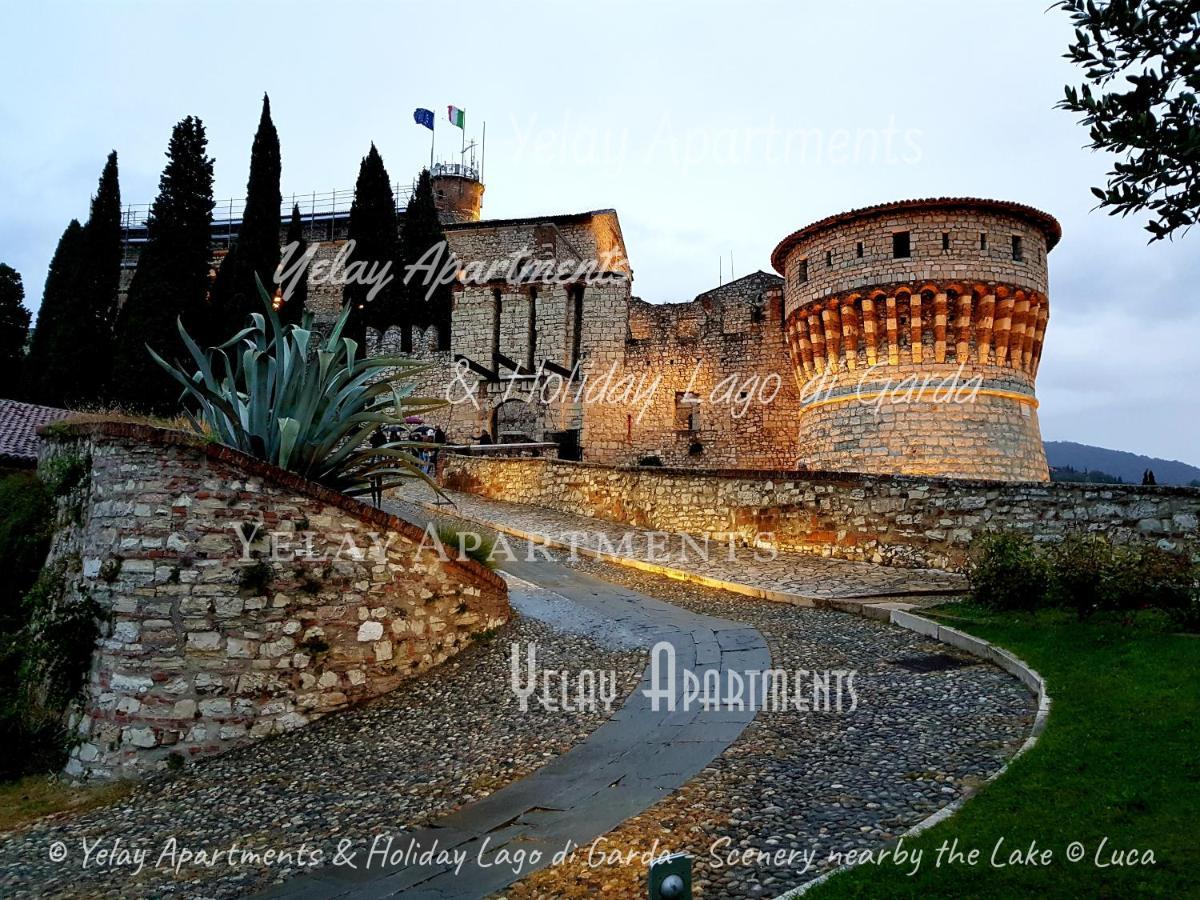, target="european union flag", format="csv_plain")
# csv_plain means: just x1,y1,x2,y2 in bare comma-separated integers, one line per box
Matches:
413,108,435,130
